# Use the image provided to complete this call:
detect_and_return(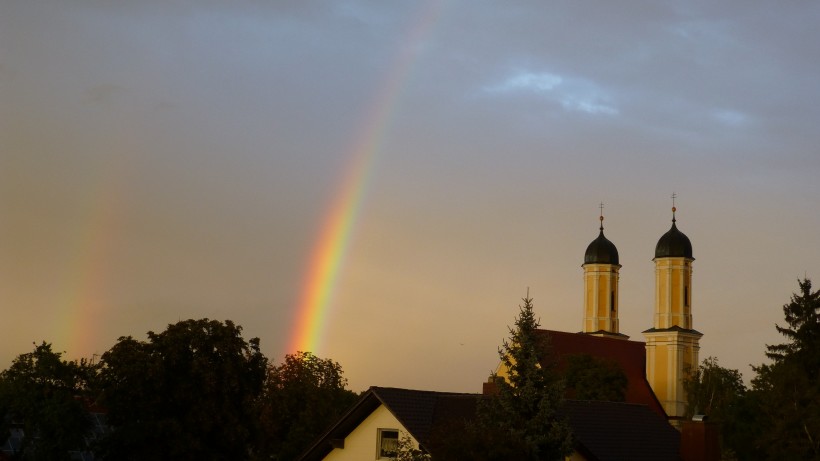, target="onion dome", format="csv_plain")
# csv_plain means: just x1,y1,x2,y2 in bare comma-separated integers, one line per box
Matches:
654,206,693,259
584,215,619,265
